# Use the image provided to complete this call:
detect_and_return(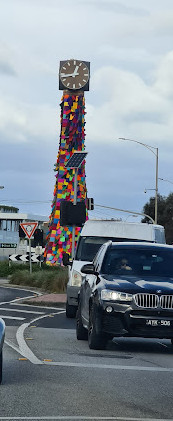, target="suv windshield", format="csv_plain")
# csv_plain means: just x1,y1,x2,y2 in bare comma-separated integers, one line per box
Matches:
101,247,173,278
